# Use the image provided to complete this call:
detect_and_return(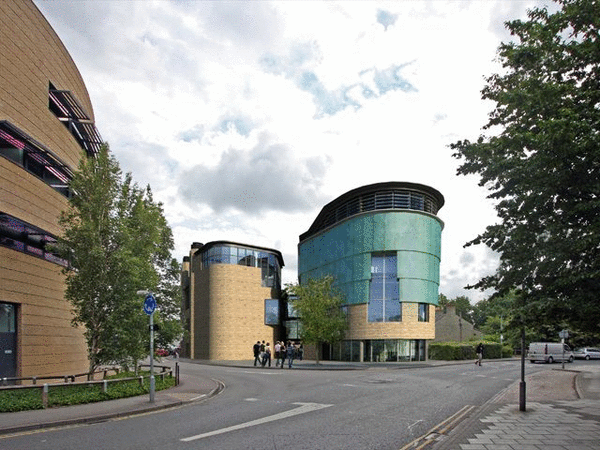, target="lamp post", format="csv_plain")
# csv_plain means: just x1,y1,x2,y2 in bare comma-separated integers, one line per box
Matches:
137,290,156,403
